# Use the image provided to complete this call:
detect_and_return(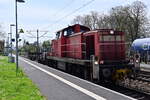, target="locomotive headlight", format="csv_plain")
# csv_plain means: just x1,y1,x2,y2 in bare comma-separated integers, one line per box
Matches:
136,60,139,63
110,30,114,34
130,59,134,64
94,61,98,65
100,60,104,64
